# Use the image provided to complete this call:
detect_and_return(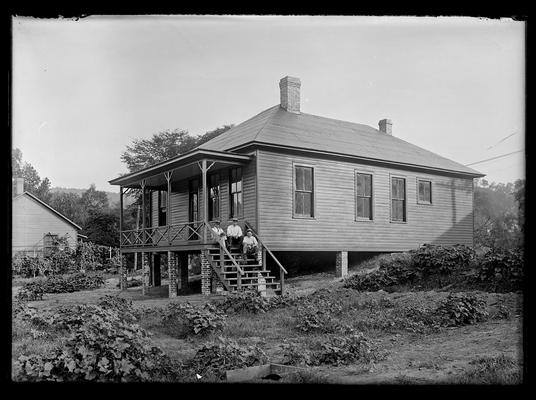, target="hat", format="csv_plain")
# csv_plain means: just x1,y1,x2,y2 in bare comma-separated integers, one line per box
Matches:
246,229,252,233
232,217,238,222
214,220,221,224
